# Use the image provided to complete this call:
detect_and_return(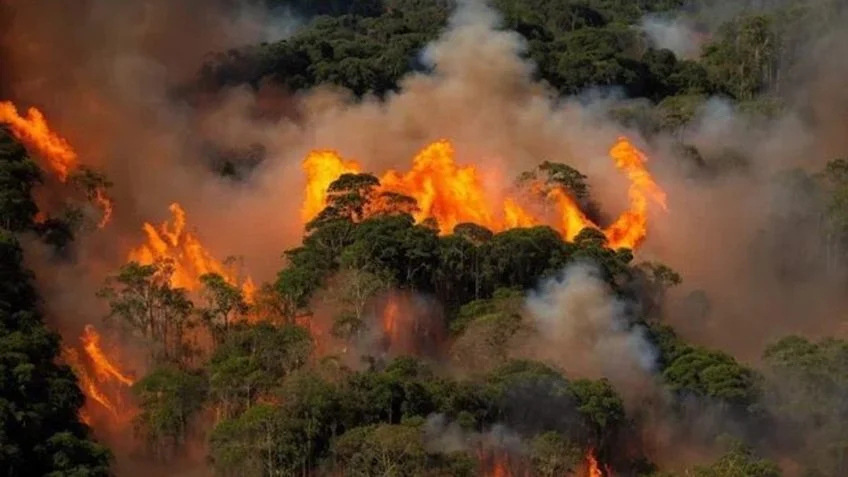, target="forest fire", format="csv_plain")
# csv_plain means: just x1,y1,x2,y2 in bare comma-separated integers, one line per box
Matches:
128,202,256,300
300,137,665,250
61,325,135,422
586,448,609,477
0,101,113,227
376,292,446,358
0,101,77,181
